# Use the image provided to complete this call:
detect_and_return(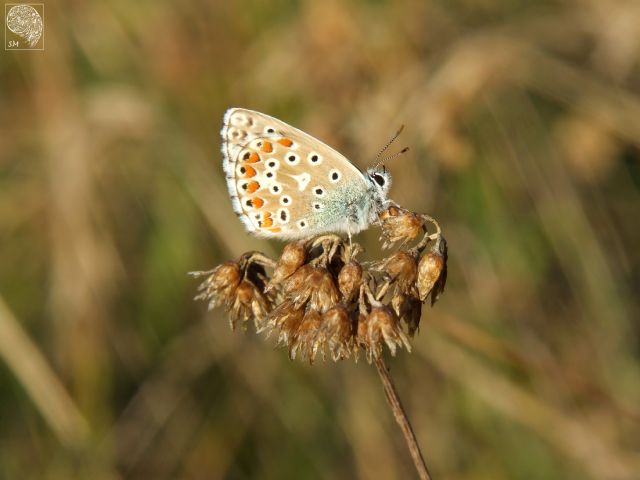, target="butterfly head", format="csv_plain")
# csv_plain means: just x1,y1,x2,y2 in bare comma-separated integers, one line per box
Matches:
366,166,392,199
